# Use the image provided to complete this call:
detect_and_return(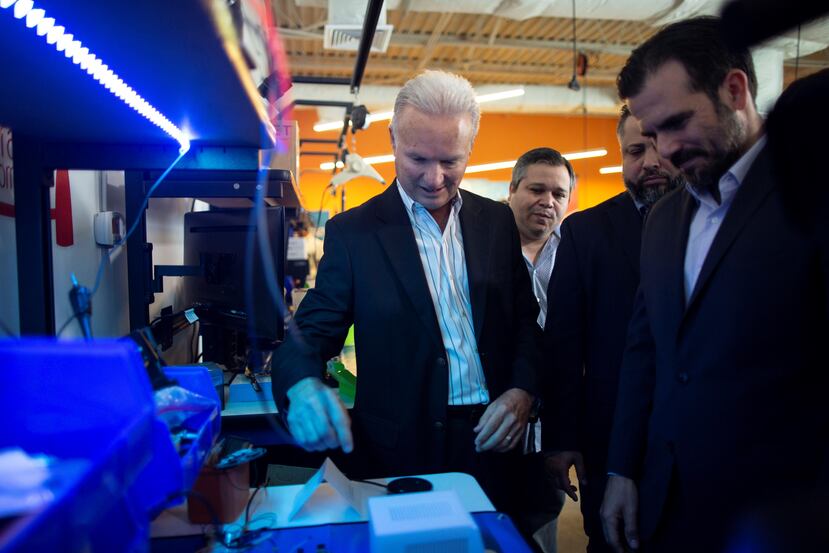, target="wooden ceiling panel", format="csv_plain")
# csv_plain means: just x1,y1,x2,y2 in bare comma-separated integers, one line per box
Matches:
275,3,829,88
